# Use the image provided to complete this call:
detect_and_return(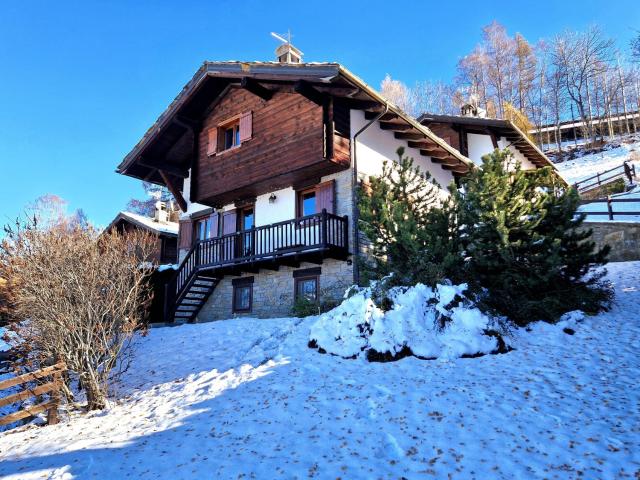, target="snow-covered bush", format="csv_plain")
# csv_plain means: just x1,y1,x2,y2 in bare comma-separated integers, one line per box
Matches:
309,281,507,361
